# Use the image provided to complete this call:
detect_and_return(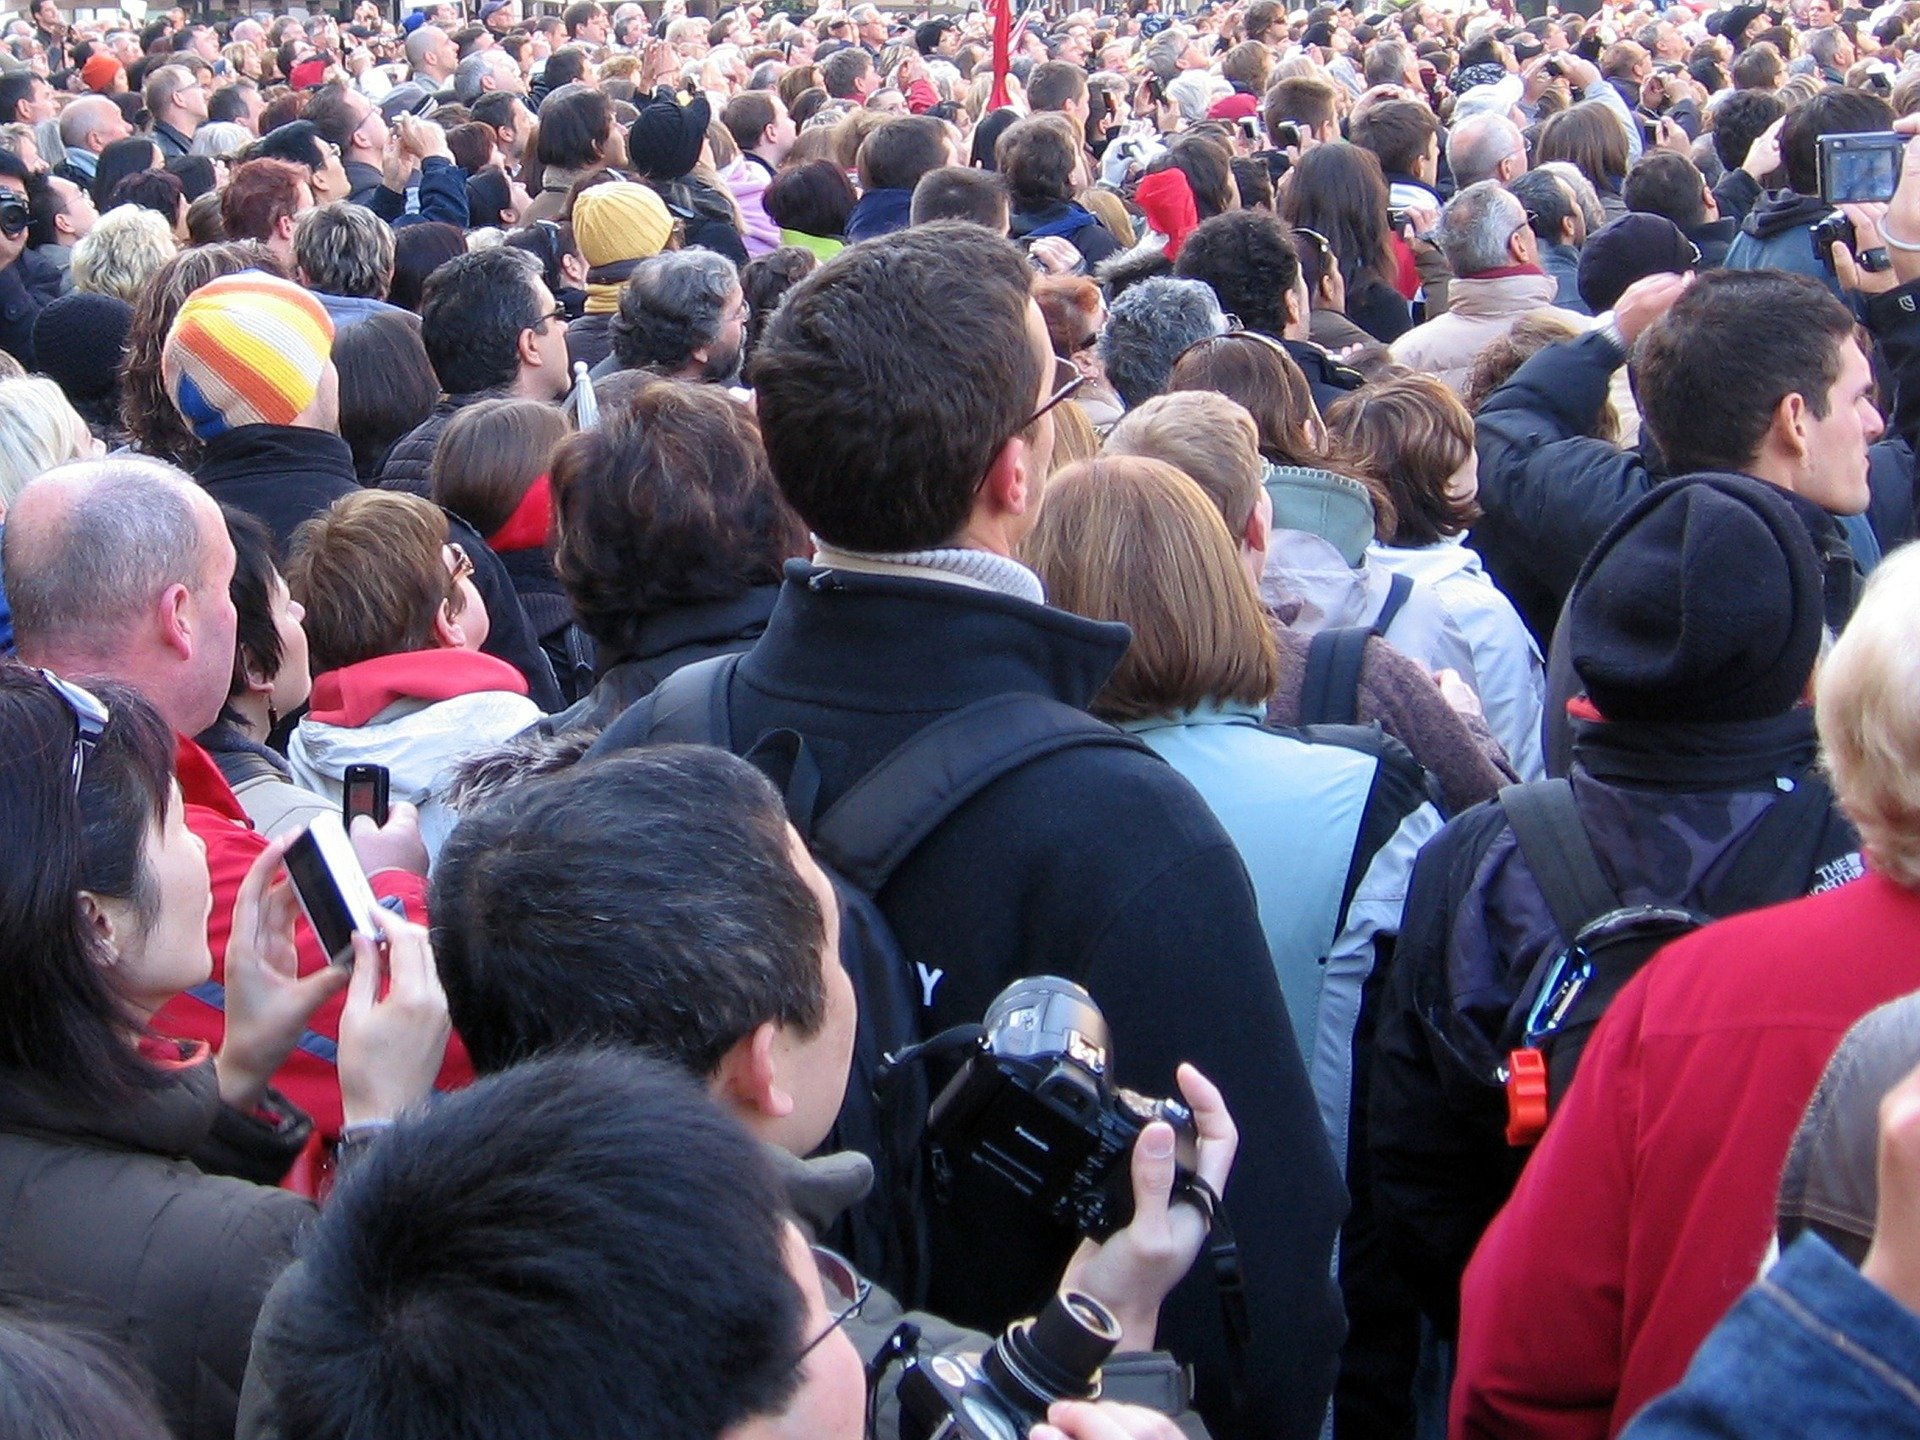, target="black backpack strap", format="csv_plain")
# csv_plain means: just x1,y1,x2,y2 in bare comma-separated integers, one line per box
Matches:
1498,780,1621,943
1299,627,1371,727
641,652,740,747
1708,769,1838,911
811,694,1151,894
1373,568,1414,637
